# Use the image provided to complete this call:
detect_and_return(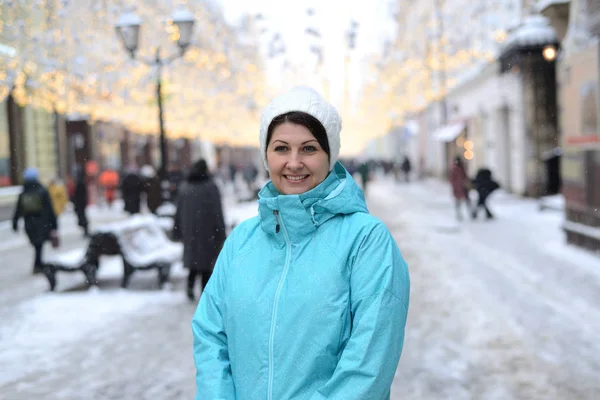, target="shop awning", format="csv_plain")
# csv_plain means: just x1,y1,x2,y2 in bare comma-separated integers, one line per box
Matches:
432,122,465,142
